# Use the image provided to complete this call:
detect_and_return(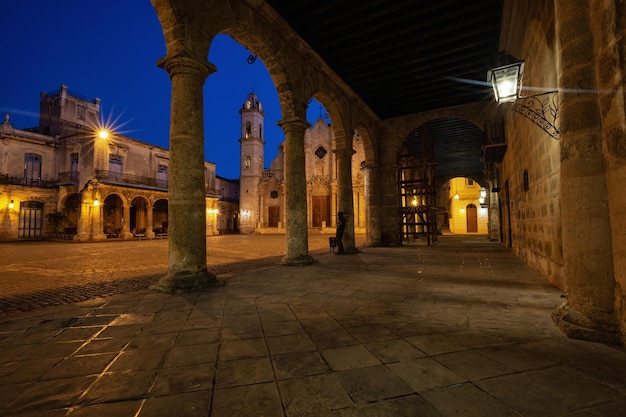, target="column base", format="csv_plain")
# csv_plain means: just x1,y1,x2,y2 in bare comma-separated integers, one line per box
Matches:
281,254,314,266
153,269,223,293
552,302,621,346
